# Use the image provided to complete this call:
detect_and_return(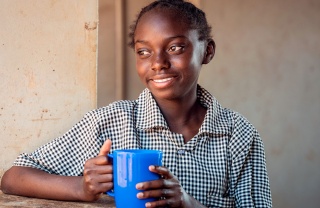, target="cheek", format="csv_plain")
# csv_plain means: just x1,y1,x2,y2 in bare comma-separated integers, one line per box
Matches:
172,53,198,71
136,59,149,80
171,52,190,65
